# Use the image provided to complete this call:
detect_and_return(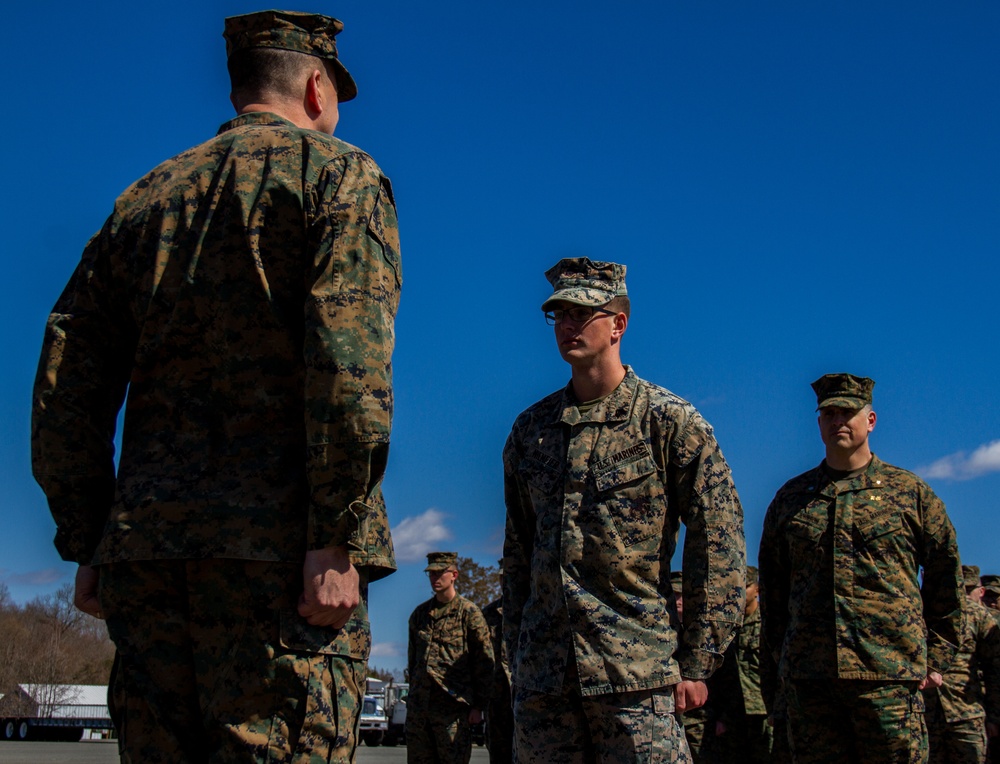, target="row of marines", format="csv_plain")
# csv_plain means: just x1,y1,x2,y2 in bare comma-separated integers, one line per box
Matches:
28,8,988,764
